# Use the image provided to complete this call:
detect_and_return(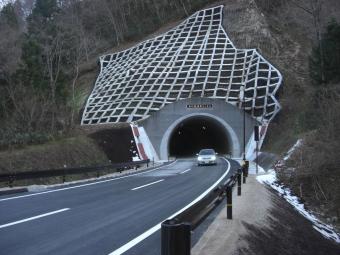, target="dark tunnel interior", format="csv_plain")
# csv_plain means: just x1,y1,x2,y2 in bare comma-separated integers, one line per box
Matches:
168,116,230,157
